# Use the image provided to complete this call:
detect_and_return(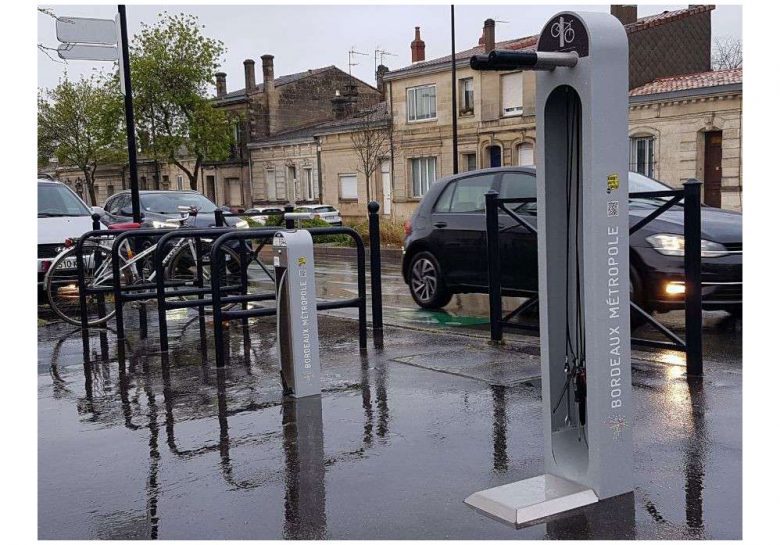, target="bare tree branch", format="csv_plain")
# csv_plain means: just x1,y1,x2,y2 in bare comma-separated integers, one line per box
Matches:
712,37,742,71
349,105,392,205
